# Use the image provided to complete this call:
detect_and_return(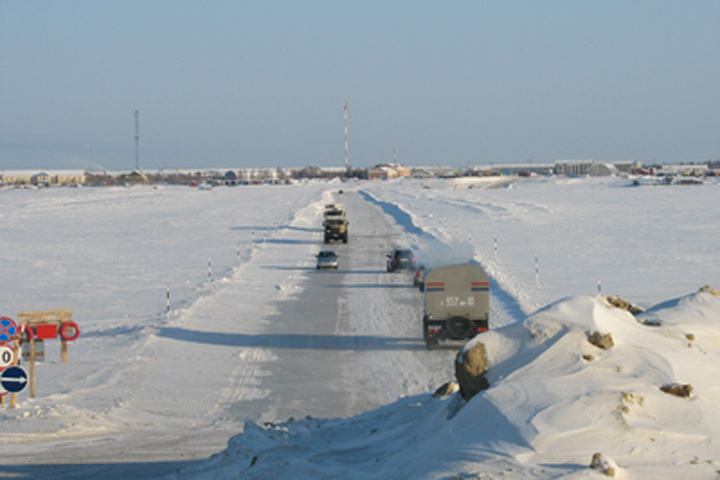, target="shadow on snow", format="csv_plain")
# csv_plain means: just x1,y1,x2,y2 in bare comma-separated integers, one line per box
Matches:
156,327,425,351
